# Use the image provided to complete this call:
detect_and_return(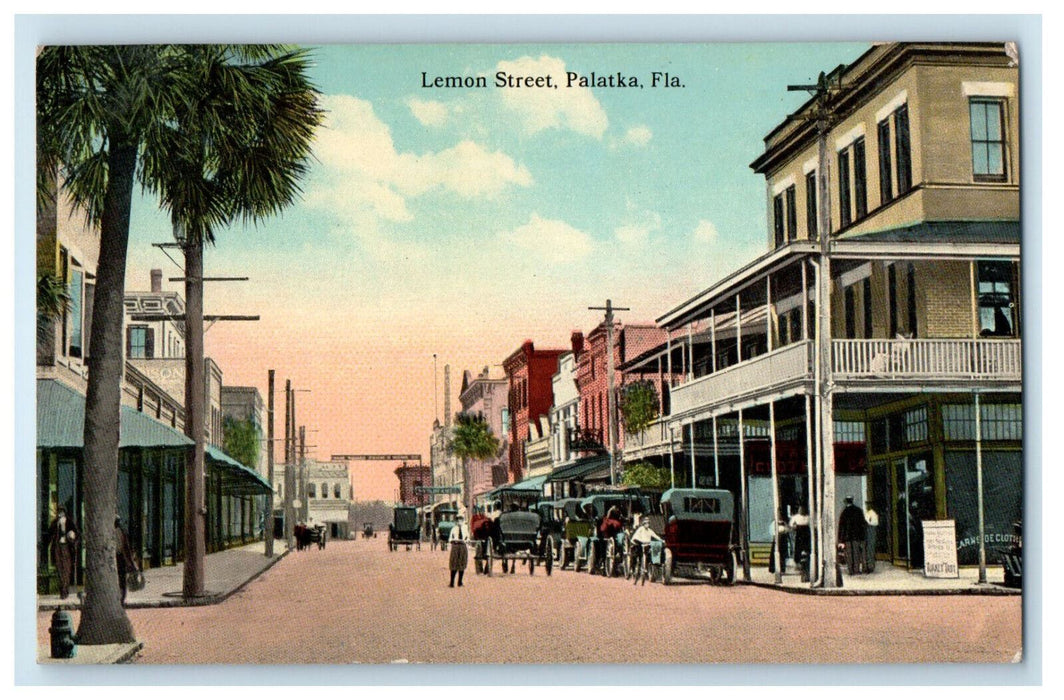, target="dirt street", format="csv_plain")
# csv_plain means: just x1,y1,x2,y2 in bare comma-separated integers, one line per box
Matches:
38,537,1022,664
